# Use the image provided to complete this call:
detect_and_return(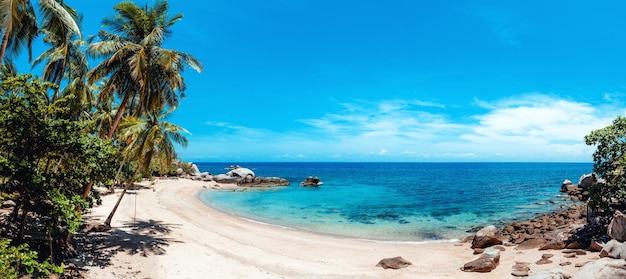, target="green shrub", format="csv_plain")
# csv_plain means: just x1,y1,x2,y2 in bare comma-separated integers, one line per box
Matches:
0,239,63,278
